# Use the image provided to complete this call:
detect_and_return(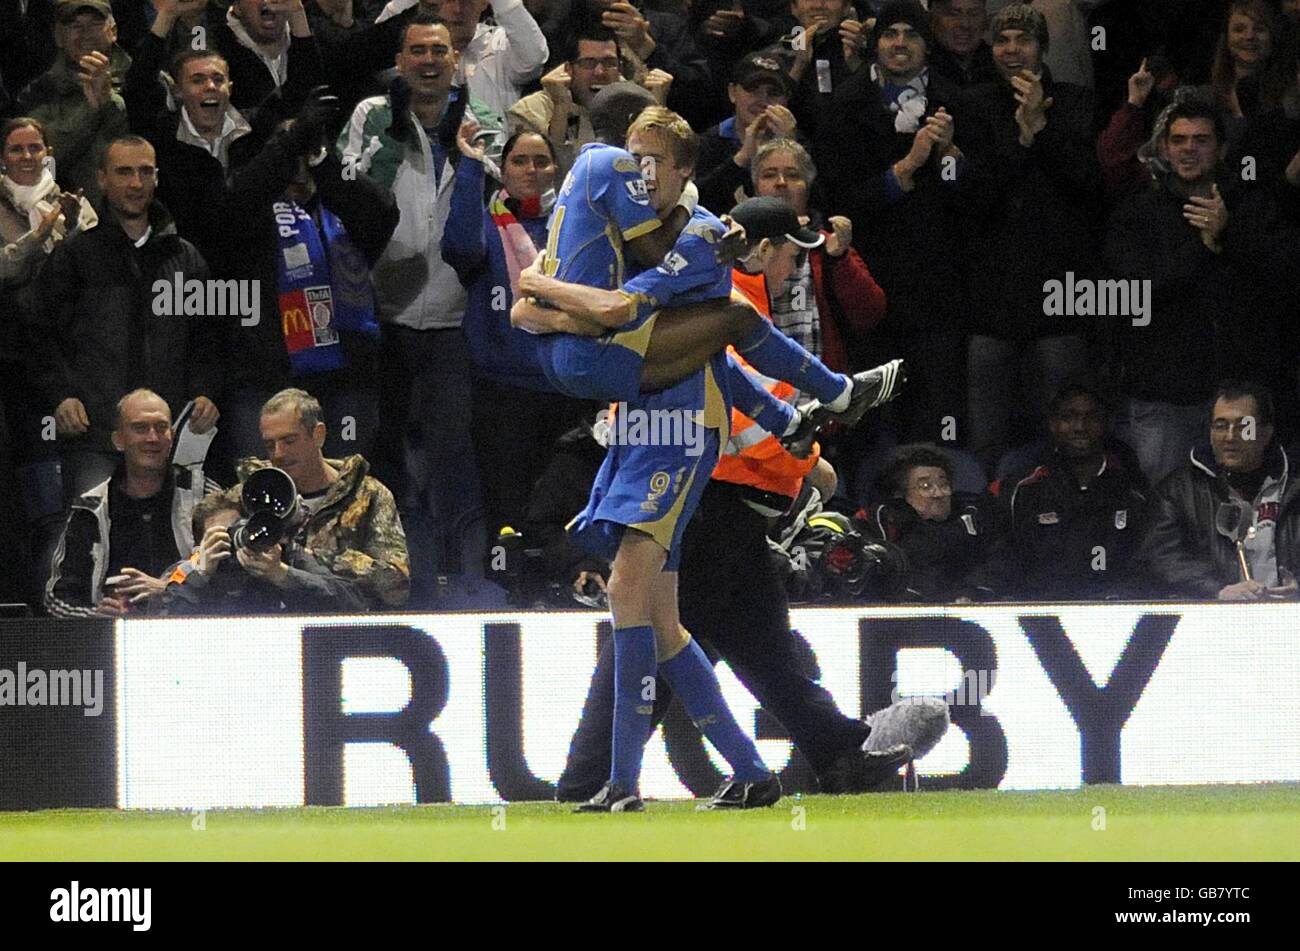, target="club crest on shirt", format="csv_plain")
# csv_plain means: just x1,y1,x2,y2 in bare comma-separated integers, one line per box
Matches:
1038,511,1060,525
625,178,649,204
613,156,640,174
658,251,689,275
